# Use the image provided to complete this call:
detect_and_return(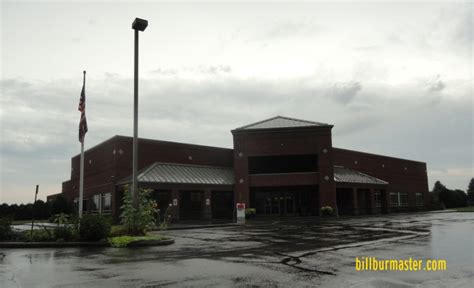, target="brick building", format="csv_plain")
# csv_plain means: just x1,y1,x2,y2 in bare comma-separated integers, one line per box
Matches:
48,116,429,221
